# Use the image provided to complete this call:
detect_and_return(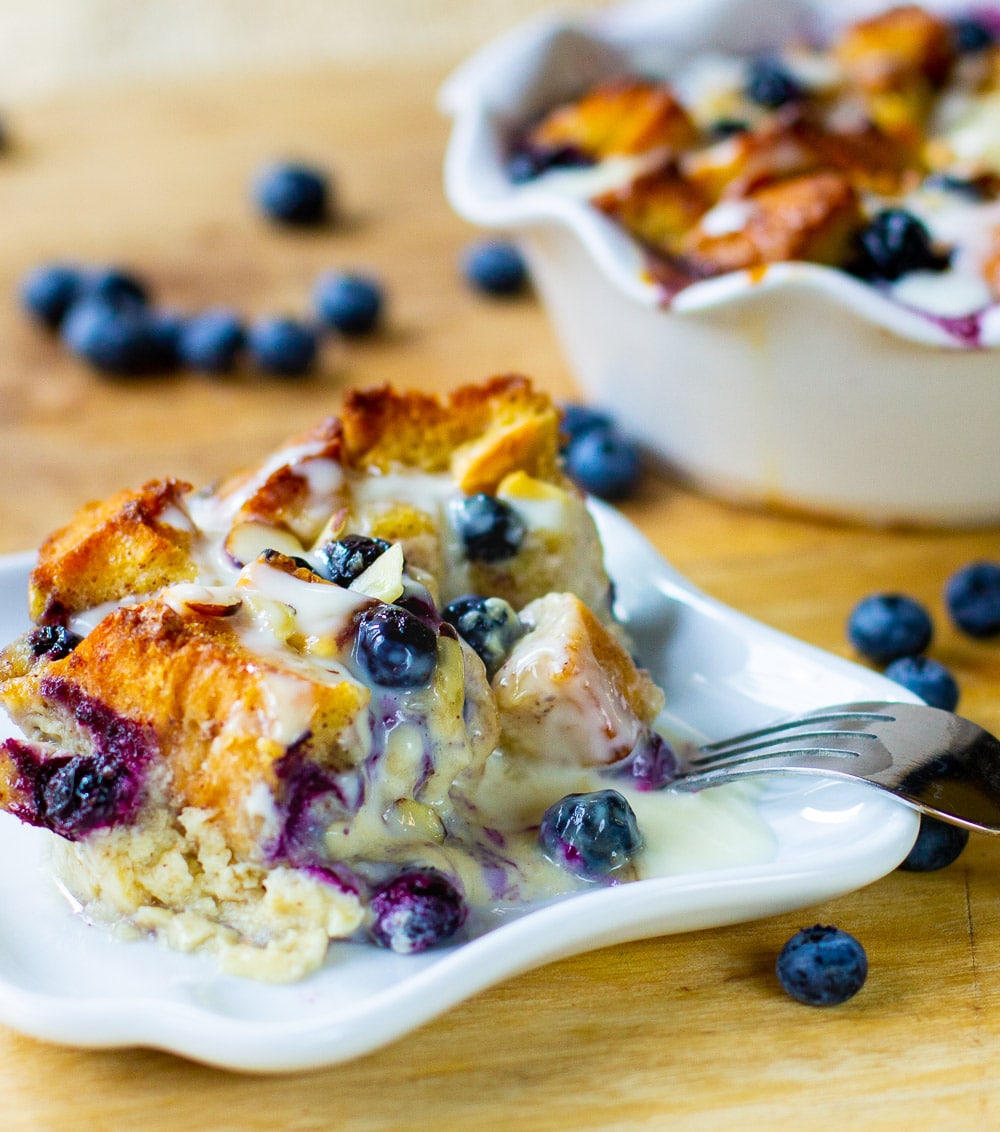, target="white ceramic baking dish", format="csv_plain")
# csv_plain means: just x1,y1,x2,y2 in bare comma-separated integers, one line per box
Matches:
440,0,1000,526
